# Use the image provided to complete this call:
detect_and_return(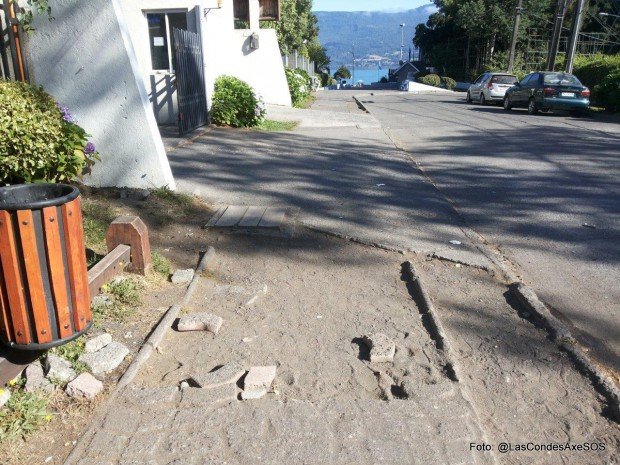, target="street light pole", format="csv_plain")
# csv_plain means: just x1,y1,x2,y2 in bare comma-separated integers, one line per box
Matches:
599,12,620,19
400,23,406,62
507,0,523,73
352,44,355,85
